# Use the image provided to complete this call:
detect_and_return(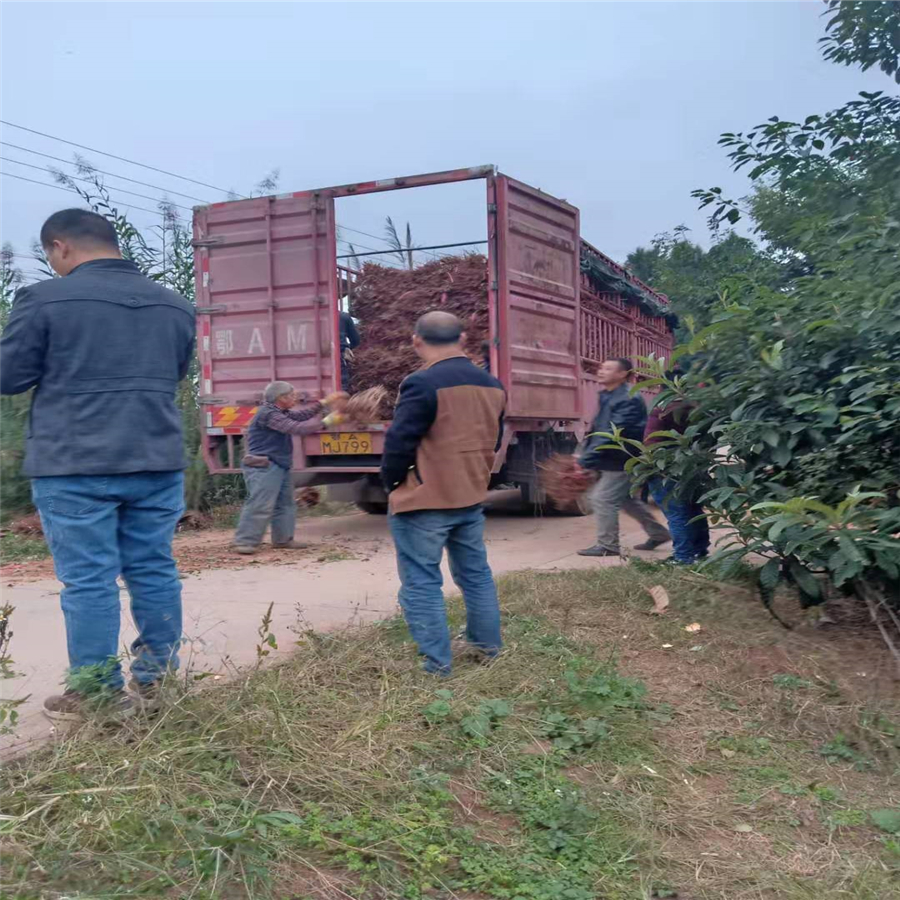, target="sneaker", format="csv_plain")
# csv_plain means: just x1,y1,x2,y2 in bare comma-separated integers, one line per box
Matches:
577,545,621,558
234,545,257,555
633,537,672,551
272,540,310,550
43,688,134,723
129,679,162,712
451,639,495,663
